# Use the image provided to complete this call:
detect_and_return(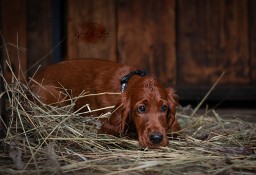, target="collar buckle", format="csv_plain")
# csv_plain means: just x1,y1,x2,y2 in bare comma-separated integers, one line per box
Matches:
120,70,146,92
